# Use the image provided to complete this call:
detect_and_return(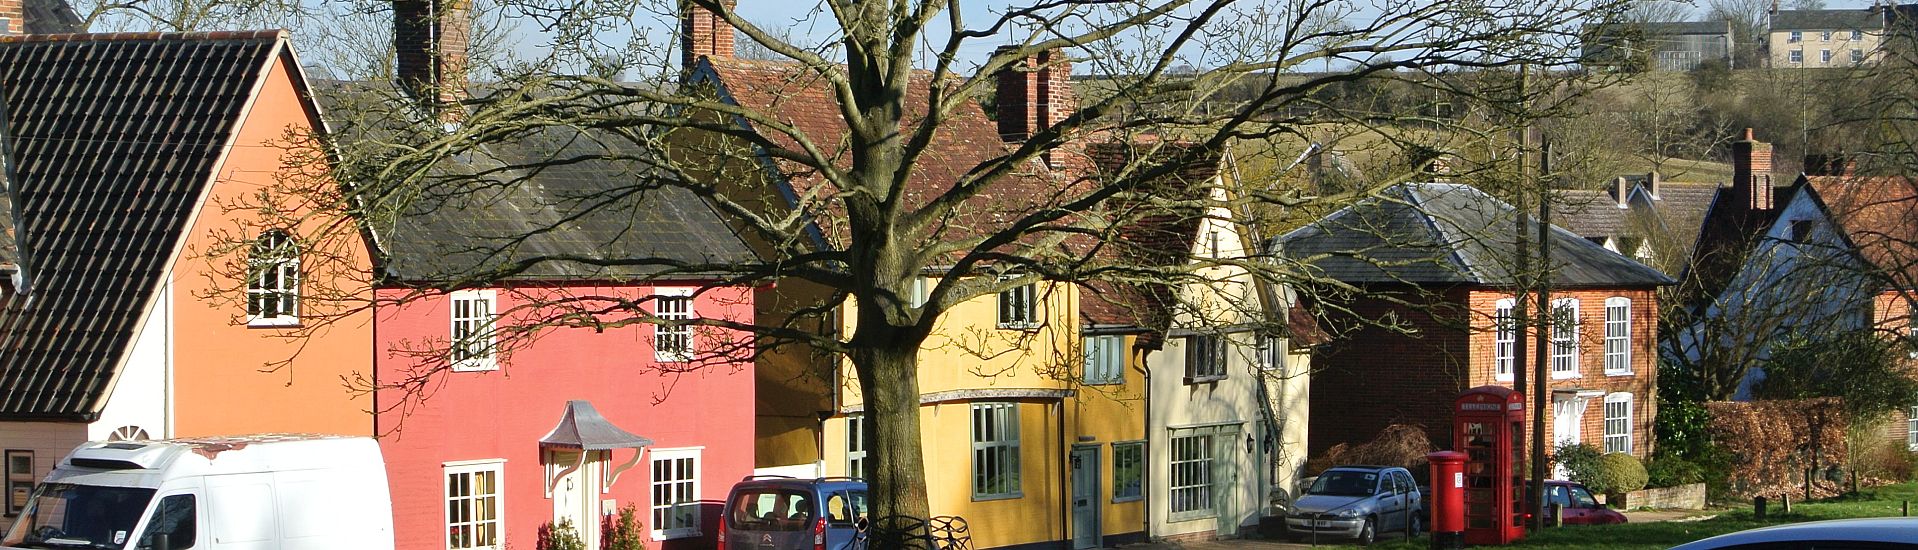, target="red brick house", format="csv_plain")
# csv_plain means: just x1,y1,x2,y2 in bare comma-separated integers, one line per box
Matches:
1278,182,1673,465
